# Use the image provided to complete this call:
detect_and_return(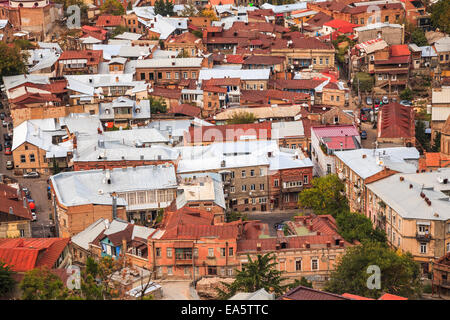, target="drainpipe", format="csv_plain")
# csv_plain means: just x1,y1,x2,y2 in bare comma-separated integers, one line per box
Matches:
151,240,157,280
